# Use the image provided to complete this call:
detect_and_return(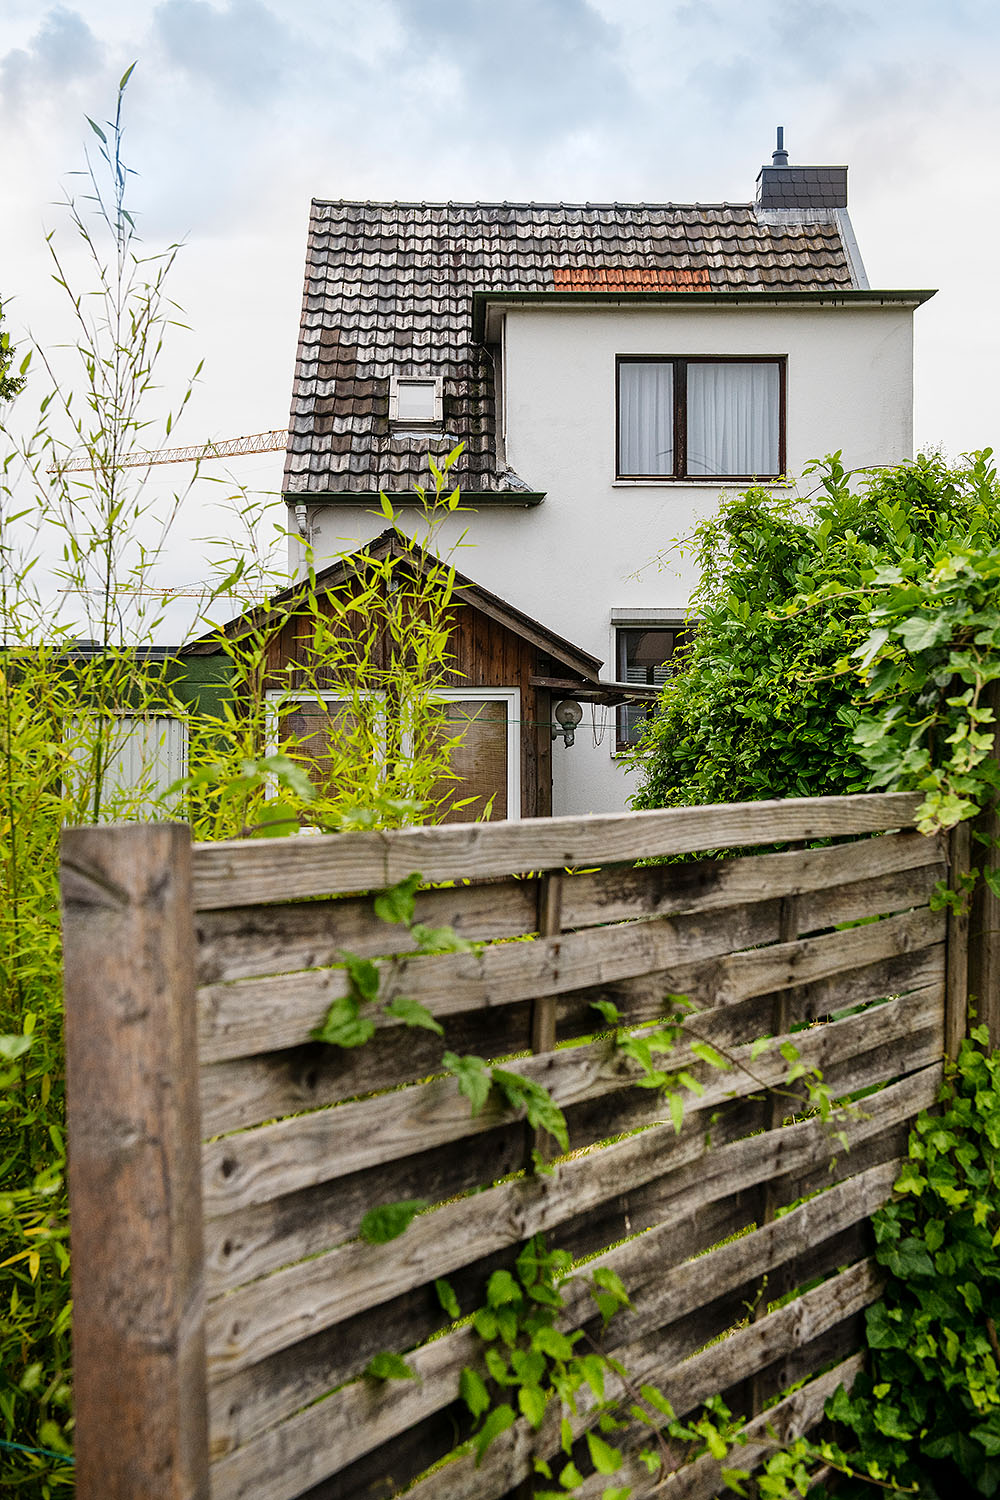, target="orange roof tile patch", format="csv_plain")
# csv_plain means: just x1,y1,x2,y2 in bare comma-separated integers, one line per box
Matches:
552,266,712,290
